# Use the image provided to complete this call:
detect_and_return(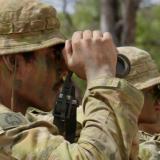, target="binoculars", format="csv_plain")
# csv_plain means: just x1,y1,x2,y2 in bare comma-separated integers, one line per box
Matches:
56,44,131,78
116,54,131,78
